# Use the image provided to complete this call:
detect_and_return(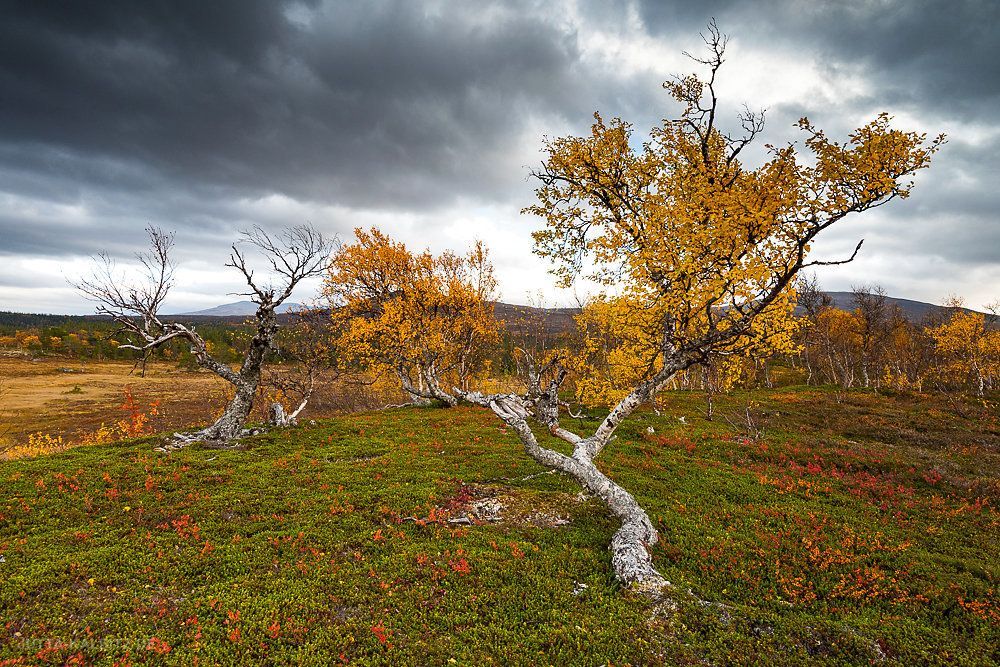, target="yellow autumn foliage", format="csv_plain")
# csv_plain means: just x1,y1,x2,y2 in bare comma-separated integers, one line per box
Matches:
929,310,1000,397
572,291,799,406
322,228,501,404
525,51,942,399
